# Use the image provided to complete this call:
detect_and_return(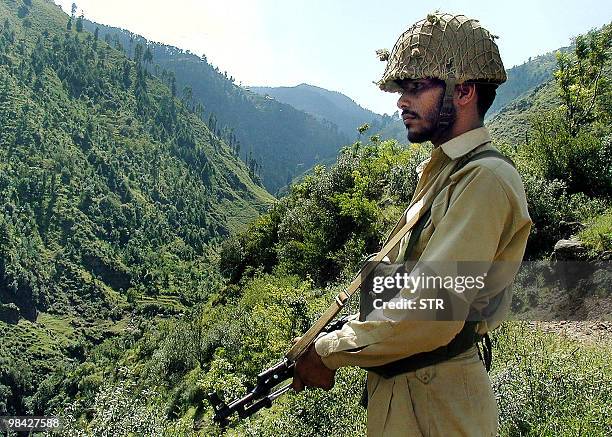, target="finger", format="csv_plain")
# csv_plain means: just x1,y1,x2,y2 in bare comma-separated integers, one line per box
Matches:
292,337,302,344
